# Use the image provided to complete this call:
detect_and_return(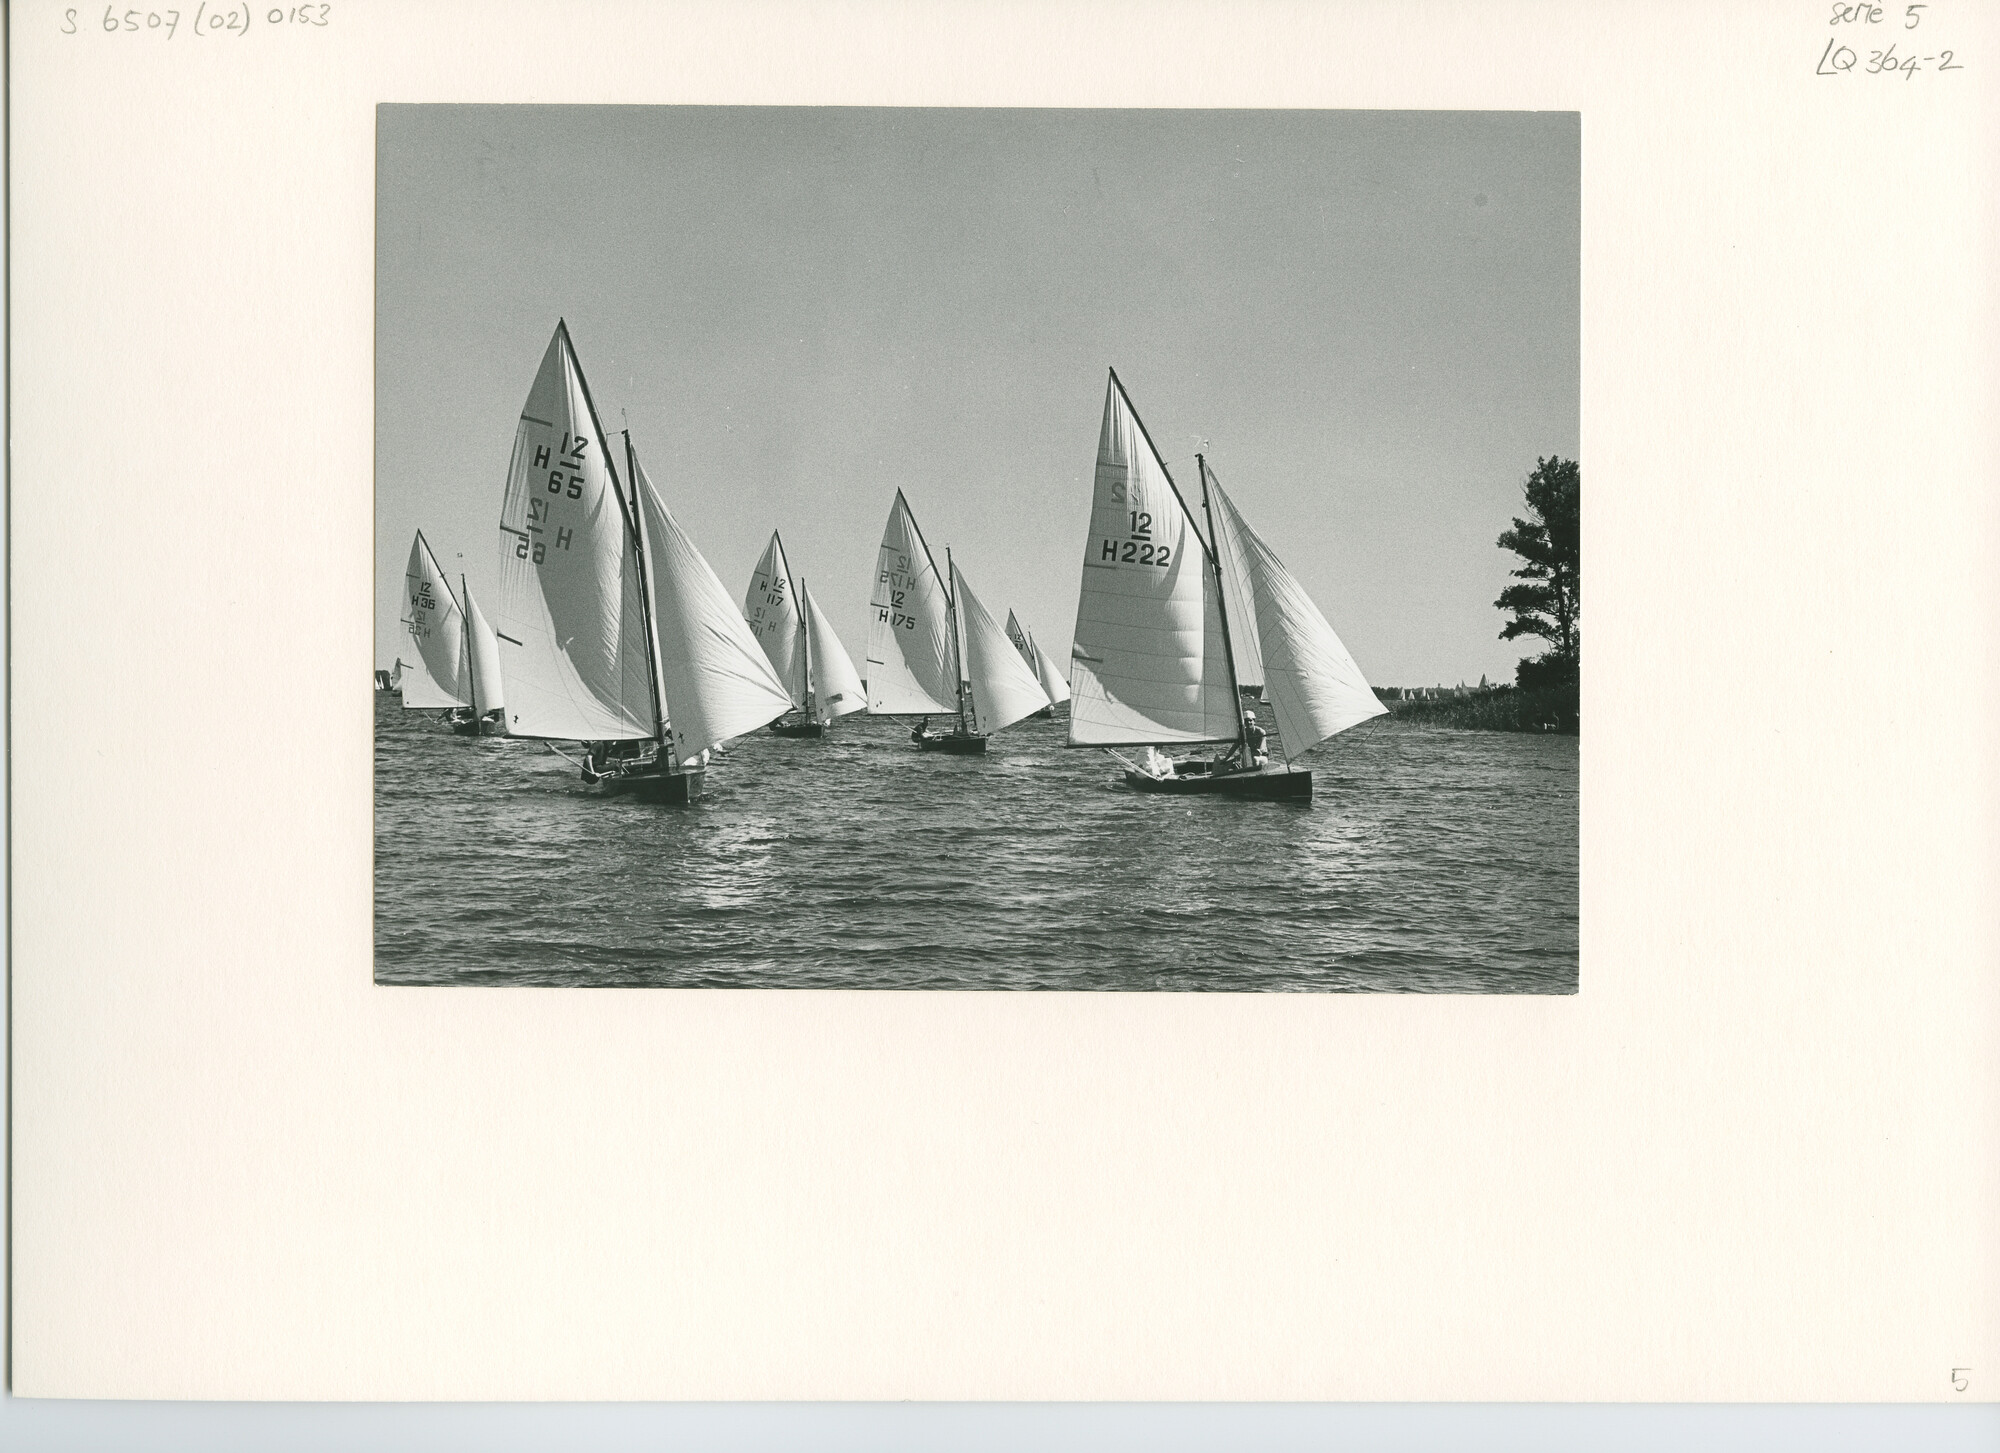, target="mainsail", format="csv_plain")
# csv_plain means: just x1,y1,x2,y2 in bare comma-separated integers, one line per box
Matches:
631,450,796,760
1067,372,1237,746
952,562,1051,736
400,531,470,710
494,322,657,742
865,490,959,716
1203,460,1386,756
744,531,804,708
462,581,506,721
801,583,866,723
